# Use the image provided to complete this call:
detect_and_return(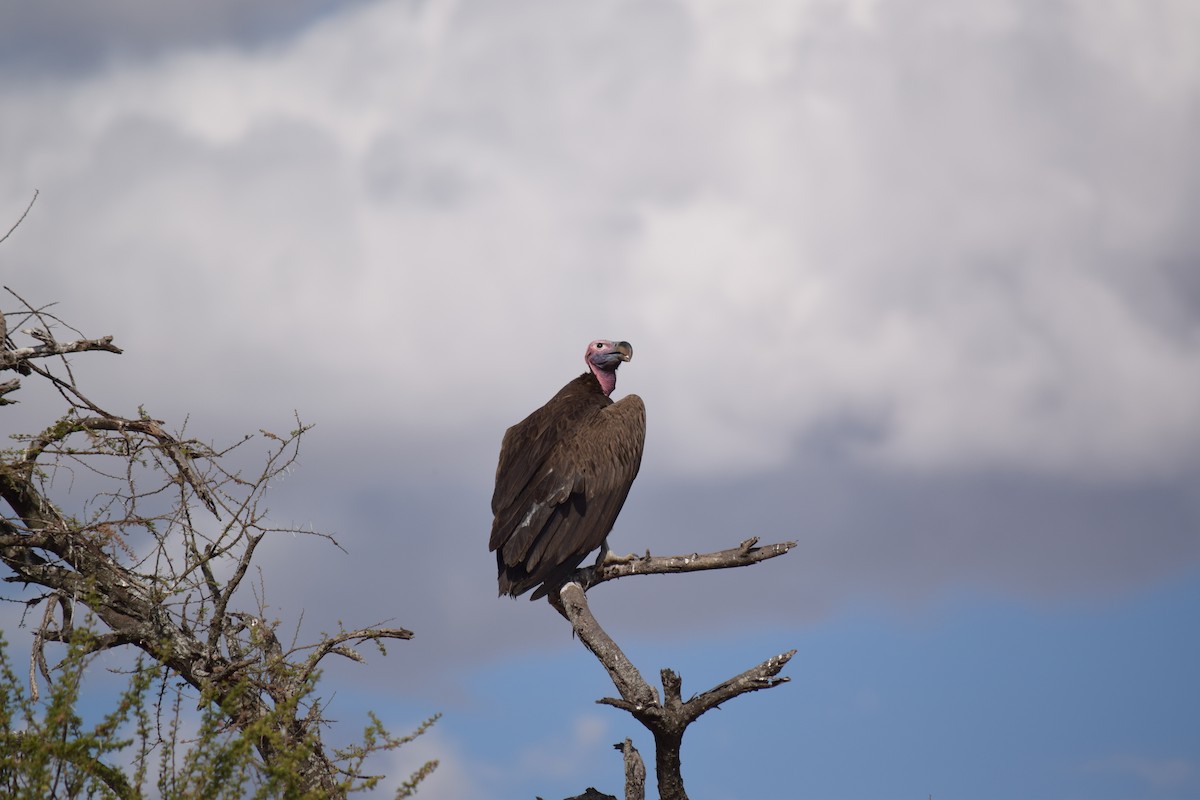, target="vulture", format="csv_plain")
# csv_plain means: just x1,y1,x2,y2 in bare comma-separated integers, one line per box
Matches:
490,339,646,600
